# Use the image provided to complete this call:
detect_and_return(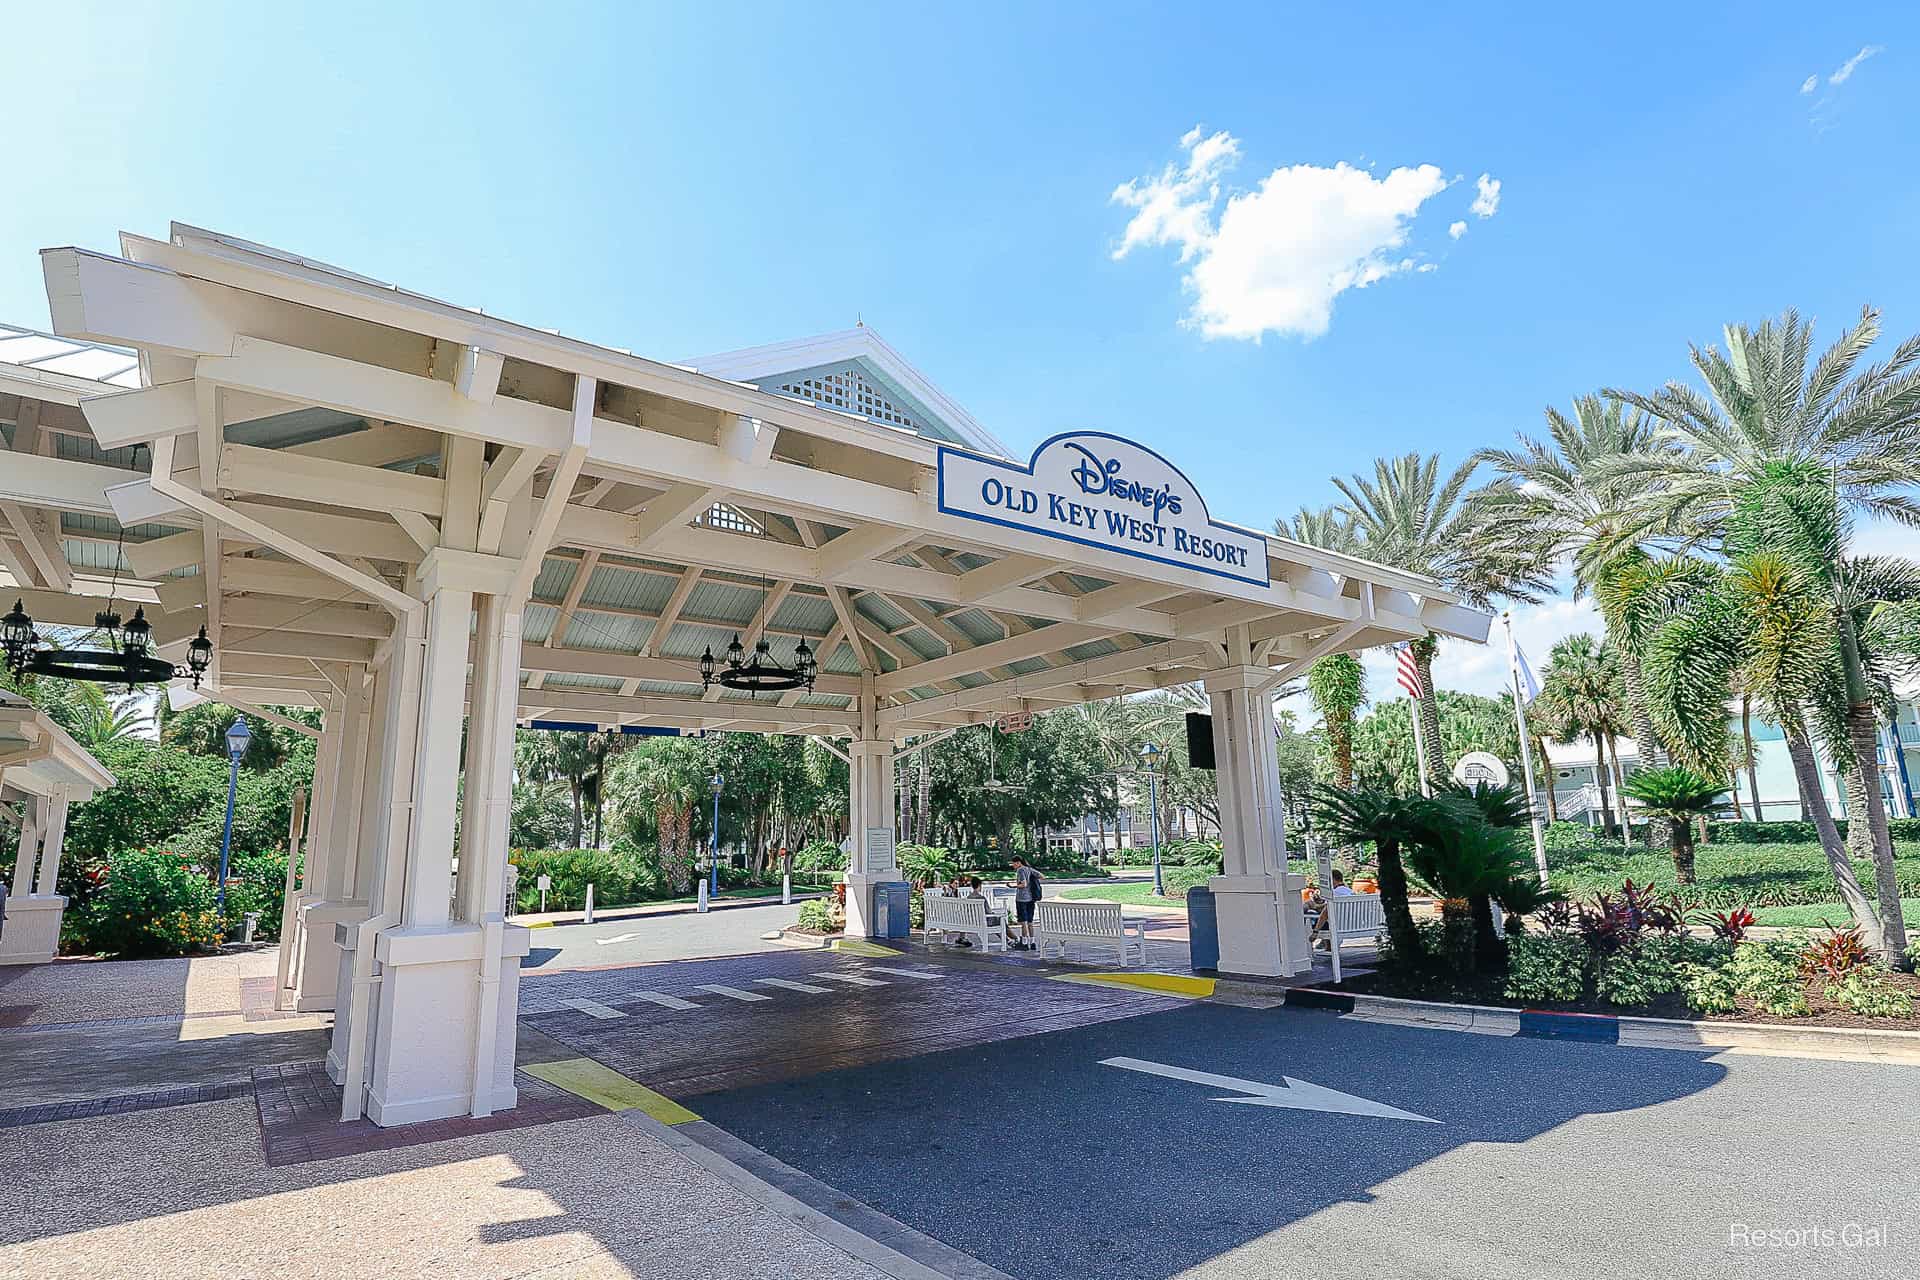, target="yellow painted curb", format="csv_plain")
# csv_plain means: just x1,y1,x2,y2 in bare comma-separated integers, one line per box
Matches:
524,921,556,929
830,938,899,958
521,1057,700,1124
1054,972,1217,999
